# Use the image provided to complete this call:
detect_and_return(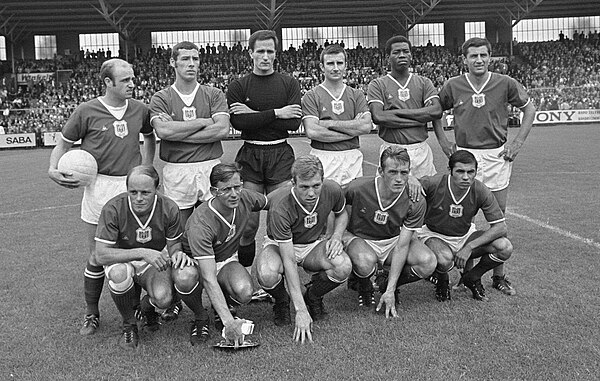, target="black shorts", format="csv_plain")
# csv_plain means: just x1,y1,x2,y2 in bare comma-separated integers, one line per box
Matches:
235,141,294,185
